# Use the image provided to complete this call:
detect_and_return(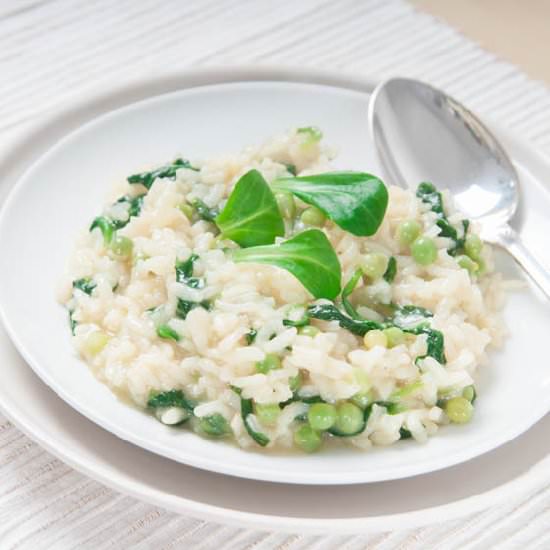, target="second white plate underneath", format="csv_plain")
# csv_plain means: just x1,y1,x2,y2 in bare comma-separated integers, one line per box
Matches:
1,71,550,486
